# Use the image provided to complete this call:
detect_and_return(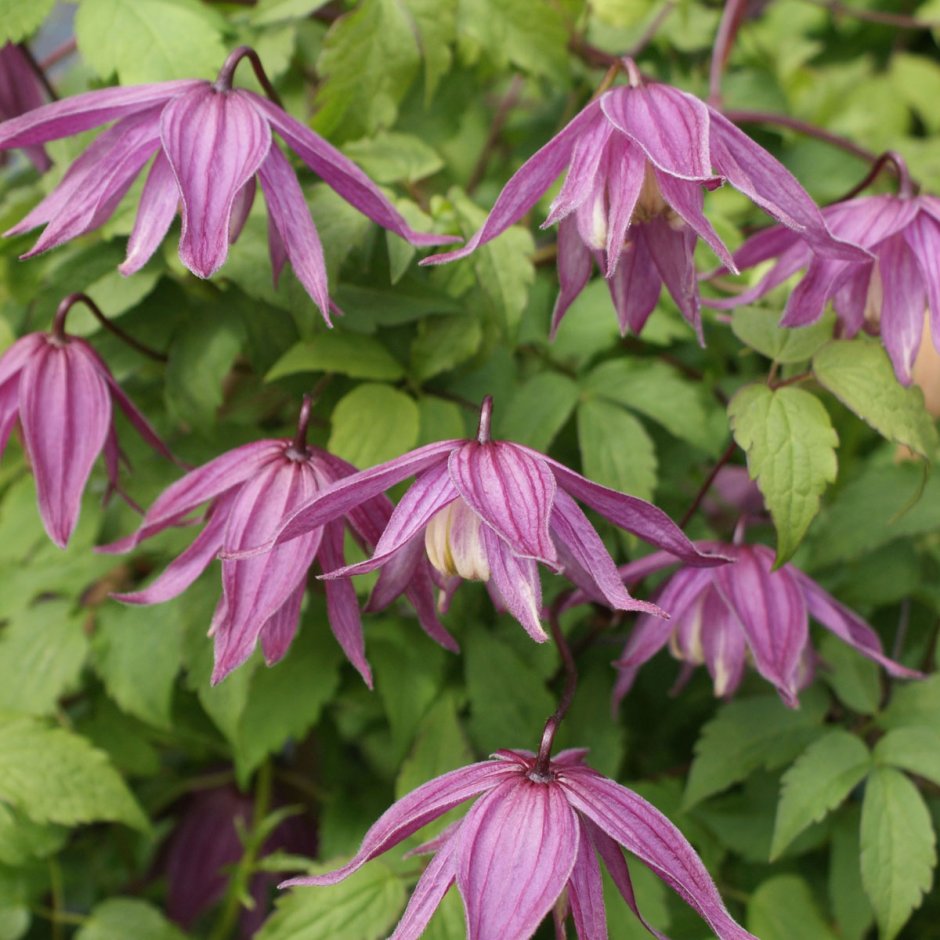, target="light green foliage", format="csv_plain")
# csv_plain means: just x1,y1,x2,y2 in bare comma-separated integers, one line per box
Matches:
251,0,333,26
0,0,55,42
874,727,940,788
830,808,874,940
578,398,657,501
76,899,186,940
328,383,420,468
732,306,835,364
343,133,445,185
748,875,838,940
860,767,936,940
729,384,838,563
813,338,940,459
496,372,579,451
267,334,405,382
75,0,227,83
815,633,881,715
771,730,871,859
878,674,940,731
411,314,483,380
